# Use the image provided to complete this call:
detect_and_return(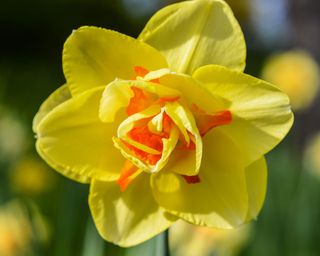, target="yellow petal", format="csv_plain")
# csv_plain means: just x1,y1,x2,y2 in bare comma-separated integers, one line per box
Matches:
36,87,123,183
156,125,180,172
89,175,177,247
139,0,246,74
33,84,71,133
193,64,293,164
151,130,248,228
245,157,267,221
163,101,202,176
63,26,168,96
113,137,151,173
